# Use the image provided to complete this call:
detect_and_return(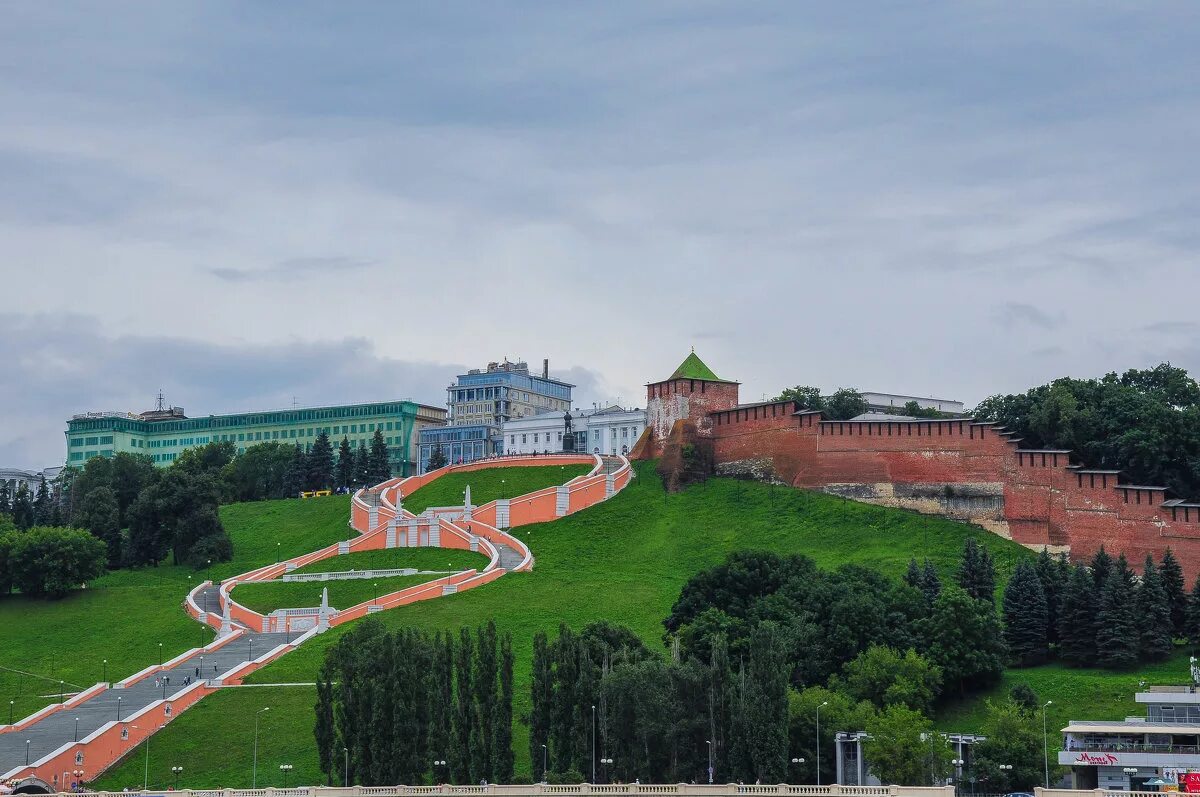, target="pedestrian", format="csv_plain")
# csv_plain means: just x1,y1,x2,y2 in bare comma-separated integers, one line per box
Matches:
154,677,159,689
